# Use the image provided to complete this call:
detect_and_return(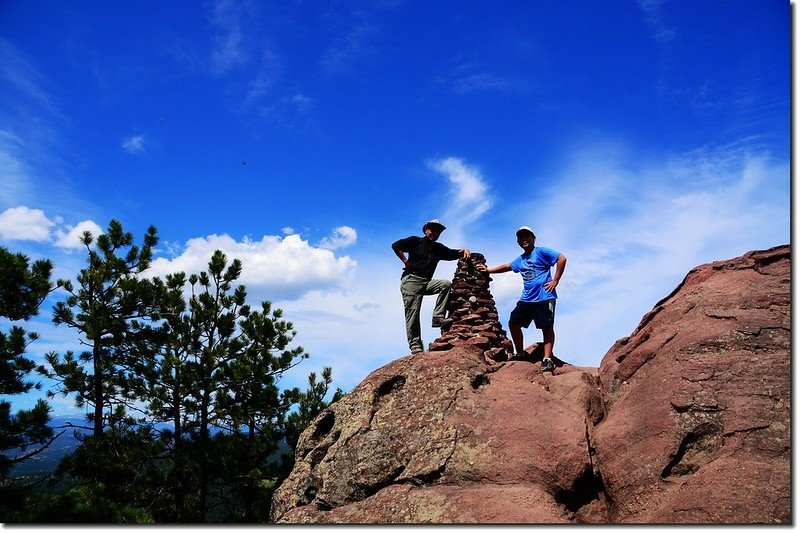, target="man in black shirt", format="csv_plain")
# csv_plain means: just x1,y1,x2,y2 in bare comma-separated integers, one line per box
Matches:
392,220,471,353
